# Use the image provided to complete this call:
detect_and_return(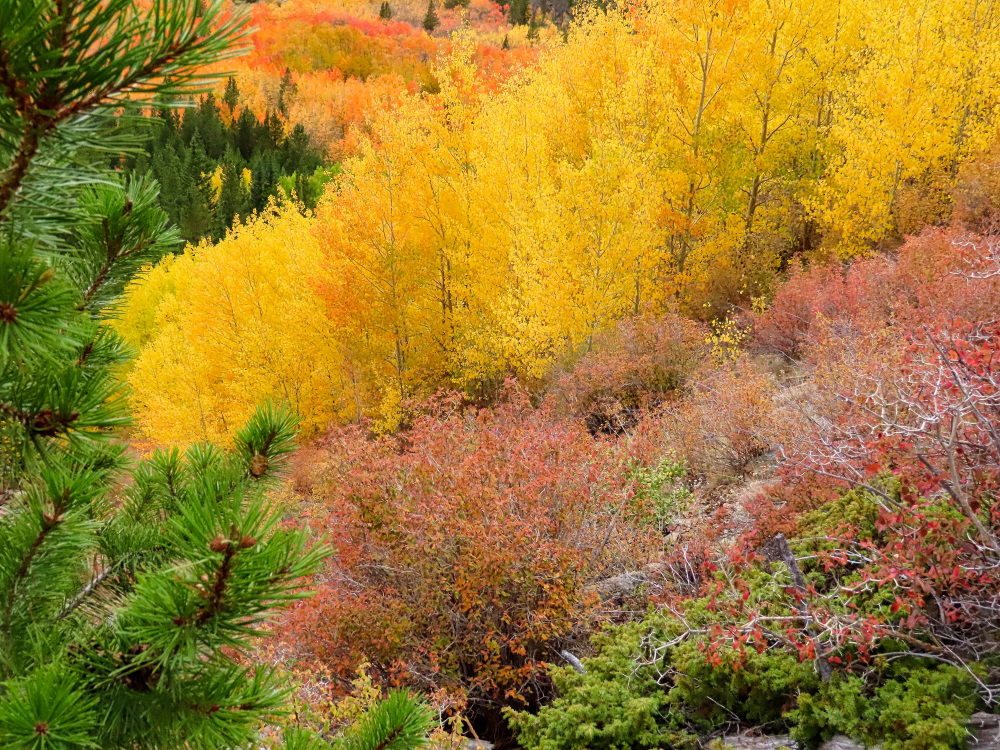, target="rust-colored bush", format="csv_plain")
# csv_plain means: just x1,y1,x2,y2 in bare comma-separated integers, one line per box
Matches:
277,387,662,731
